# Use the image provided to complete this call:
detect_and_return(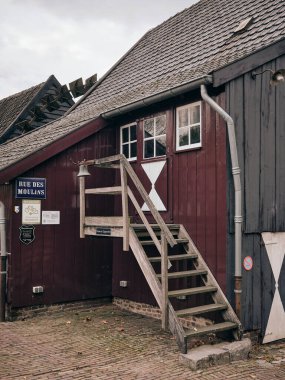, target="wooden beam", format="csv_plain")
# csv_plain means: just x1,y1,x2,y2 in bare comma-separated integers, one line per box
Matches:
84,226,123,237
161,232,168,330
85,216,123,226
79,176,85,238
127,187,162,254
120,162,129,251
85,186,122,195
83,154,122,166
213,37,285,87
